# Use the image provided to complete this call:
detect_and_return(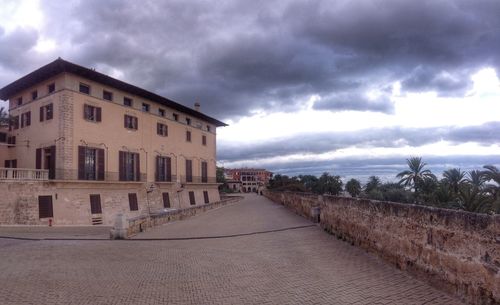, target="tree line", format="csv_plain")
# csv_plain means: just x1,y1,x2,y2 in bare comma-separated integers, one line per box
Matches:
268,157,500,214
